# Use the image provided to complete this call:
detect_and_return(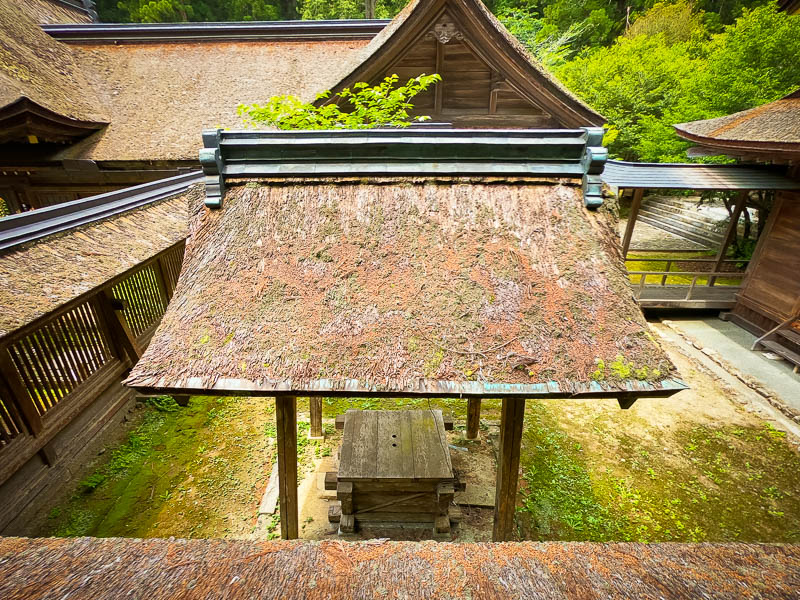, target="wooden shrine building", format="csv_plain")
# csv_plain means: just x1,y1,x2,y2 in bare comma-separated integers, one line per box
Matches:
126,129,686,540
0,0,601,213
